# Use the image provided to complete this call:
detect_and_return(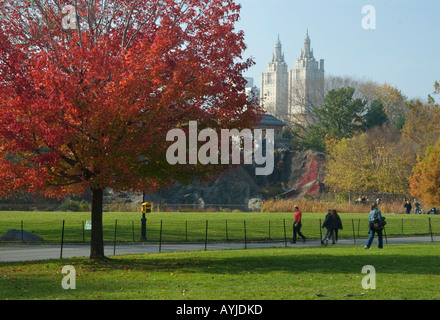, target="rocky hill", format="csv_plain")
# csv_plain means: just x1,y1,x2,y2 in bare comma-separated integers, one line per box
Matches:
0,149,327,212
143,149,327,211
